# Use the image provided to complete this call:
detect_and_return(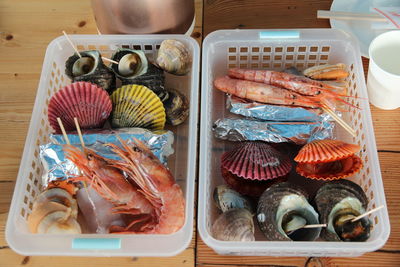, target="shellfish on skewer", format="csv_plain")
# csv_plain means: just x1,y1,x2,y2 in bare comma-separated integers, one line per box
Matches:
212,208,255,241
65,50,116,93
257,182,321,241
294,139,363,180
314,179,371,241
156,39,191,76
213,185,253,213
